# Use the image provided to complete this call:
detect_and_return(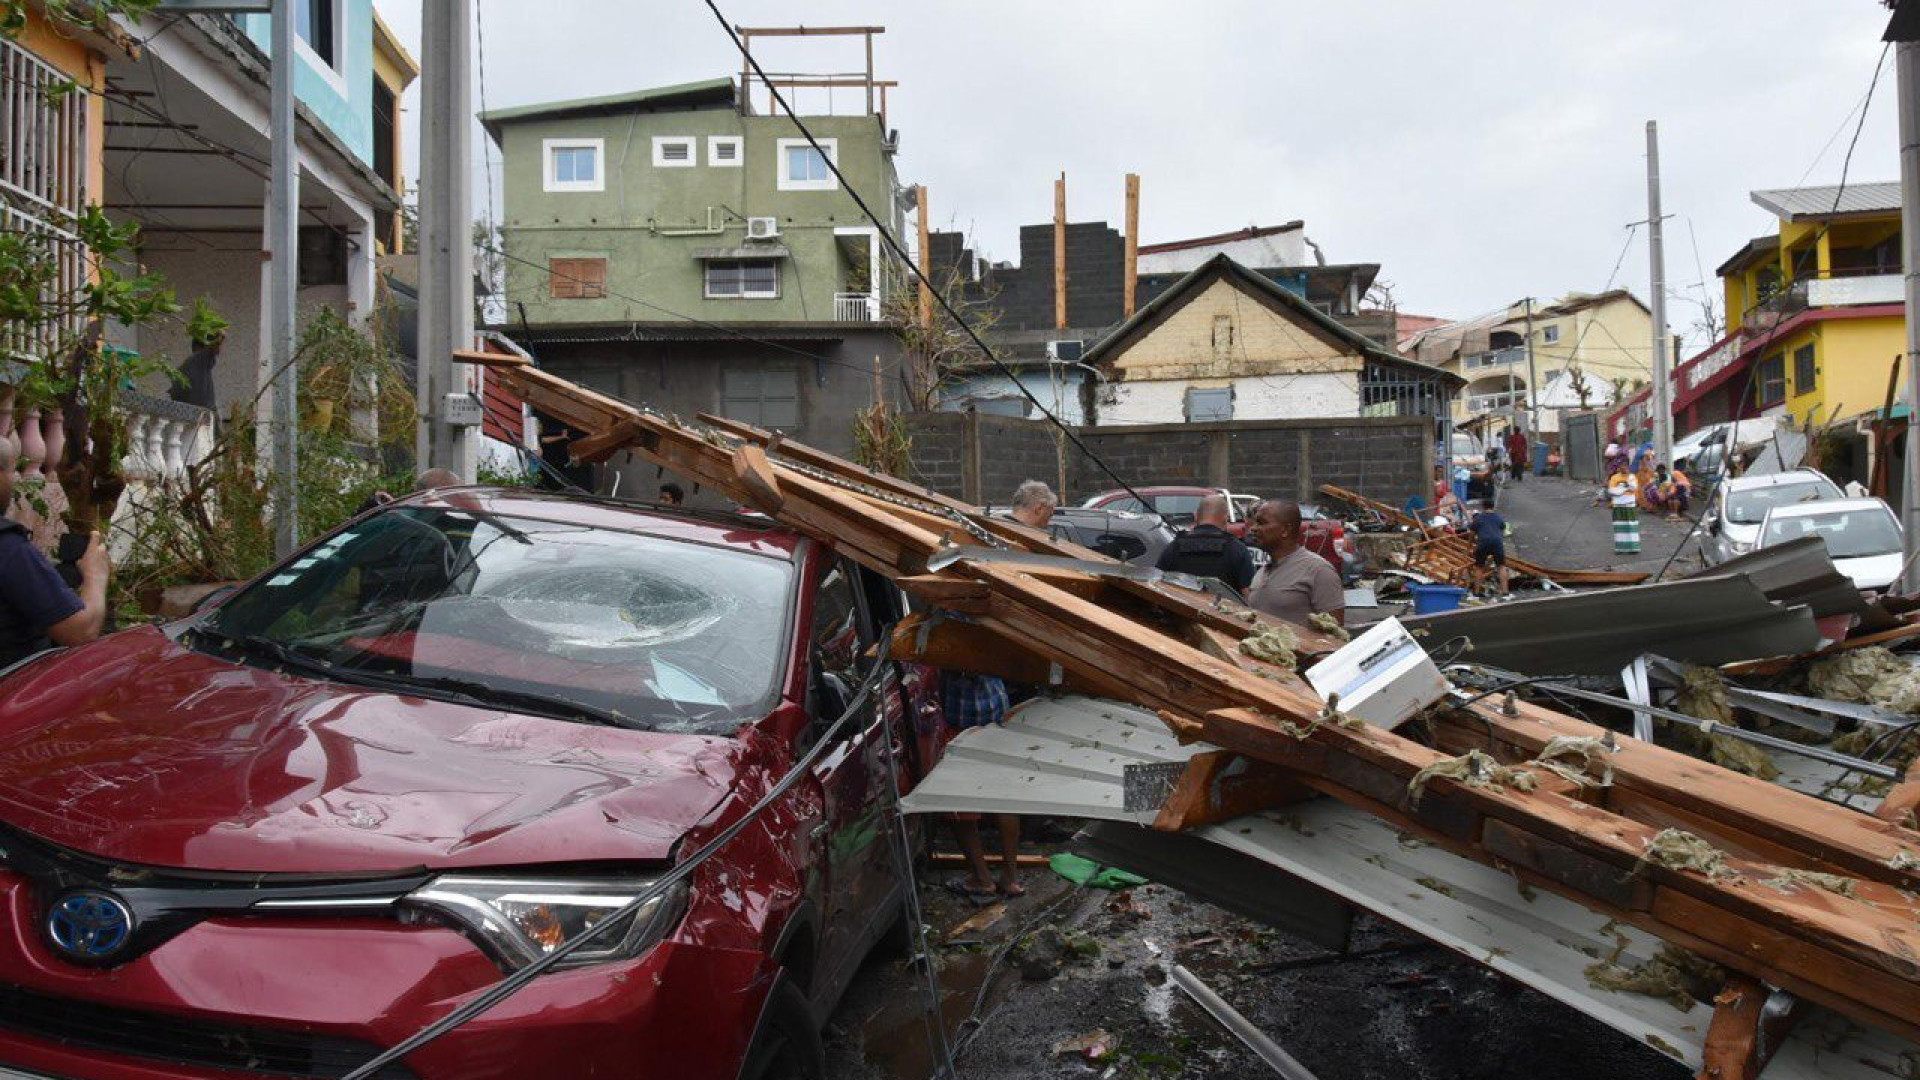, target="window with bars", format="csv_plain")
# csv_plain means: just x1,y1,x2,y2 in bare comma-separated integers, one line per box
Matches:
722,368,800,429
1,36,88,363
652,137,695,167
549,258,607,299
705,259,780,299
1792,343,1817,395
